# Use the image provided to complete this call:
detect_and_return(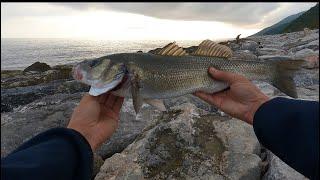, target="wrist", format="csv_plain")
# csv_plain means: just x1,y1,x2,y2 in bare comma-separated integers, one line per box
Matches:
67,125,98,151
245,95,269,124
